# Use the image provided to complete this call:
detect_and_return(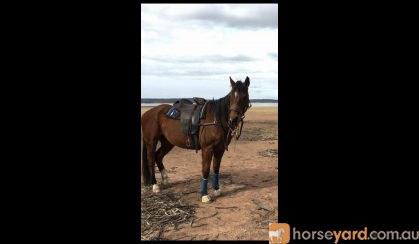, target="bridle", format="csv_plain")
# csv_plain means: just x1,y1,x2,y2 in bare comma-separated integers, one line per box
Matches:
226,100,252,148
199,98,252,151
228,103,245,119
